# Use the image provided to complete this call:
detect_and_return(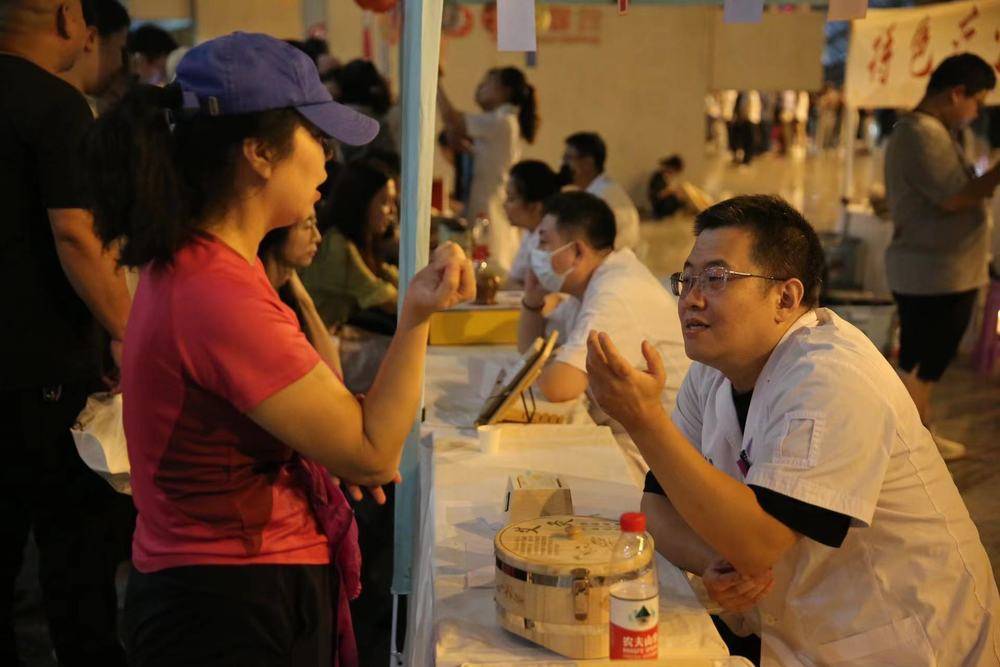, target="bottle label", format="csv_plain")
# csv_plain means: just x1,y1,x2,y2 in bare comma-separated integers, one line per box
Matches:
609,594,658,660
